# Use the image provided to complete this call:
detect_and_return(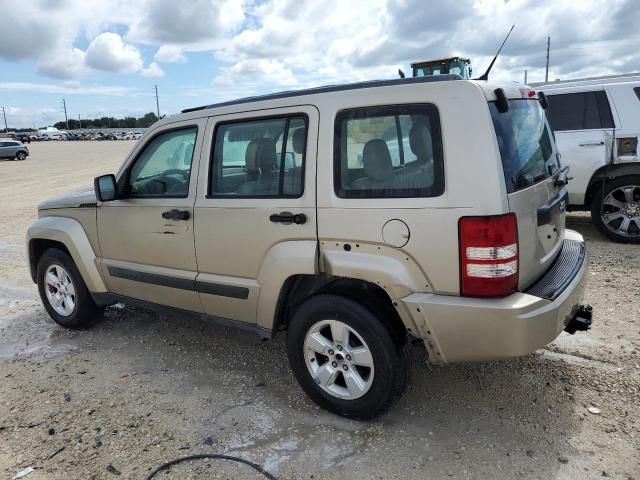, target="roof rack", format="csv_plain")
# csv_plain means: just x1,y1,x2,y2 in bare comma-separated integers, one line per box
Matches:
181,74,462,113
